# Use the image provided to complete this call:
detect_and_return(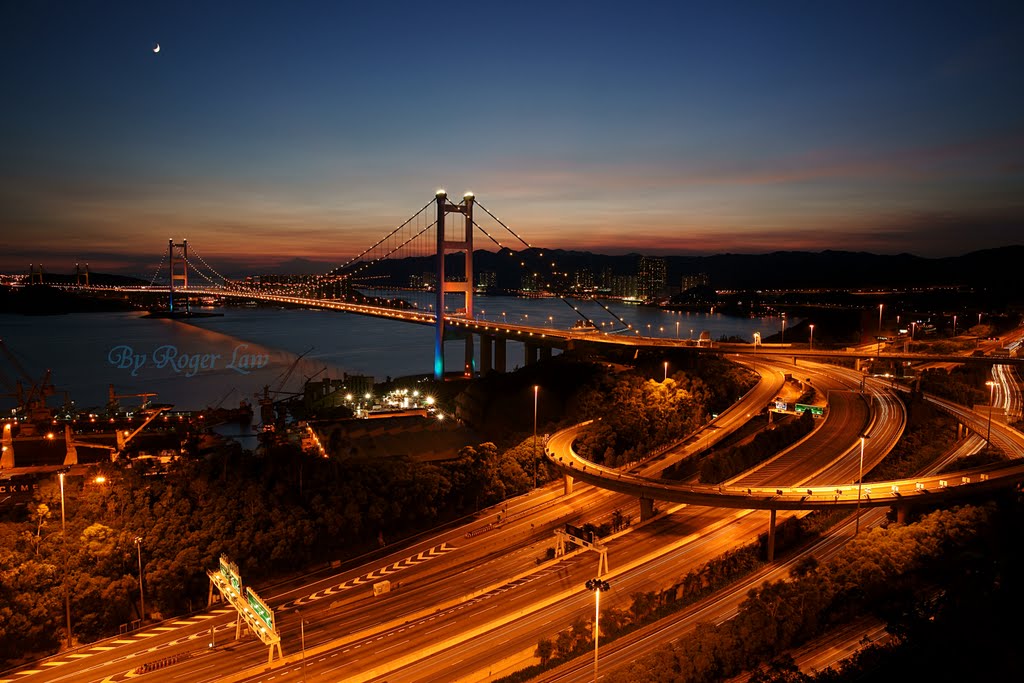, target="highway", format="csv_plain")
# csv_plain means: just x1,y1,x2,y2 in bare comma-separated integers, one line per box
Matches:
12,356,1019,683
535,391,1013,683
